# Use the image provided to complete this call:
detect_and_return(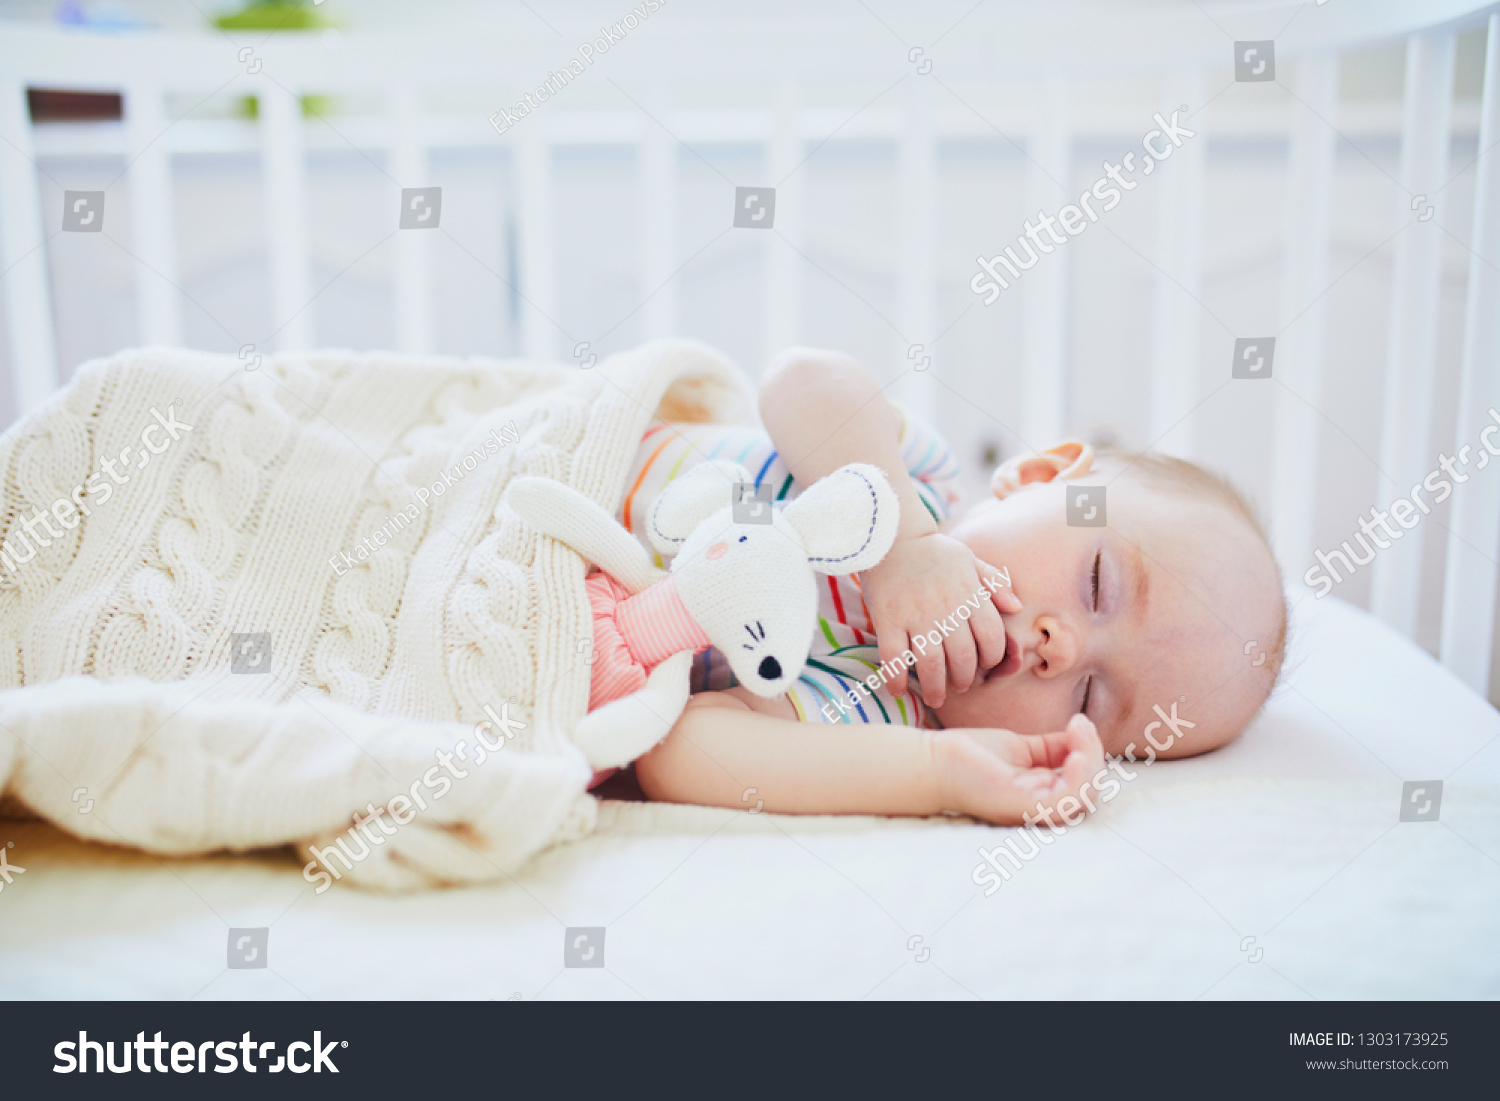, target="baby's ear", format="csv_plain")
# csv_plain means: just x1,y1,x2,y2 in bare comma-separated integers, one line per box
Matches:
647,461,753,555
990,439,1094,500
782,463,900,576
